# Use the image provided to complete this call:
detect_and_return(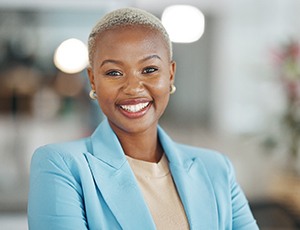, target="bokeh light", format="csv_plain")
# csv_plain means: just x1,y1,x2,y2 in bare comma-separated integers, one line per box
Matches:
161,5,205,43
53,38,88,74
